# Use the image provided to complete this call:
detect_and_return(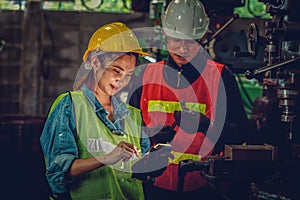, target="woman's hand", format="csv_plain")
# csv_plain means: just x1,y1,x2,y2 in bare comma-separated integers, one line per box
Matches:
68,141,140,177
99,141,140,165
